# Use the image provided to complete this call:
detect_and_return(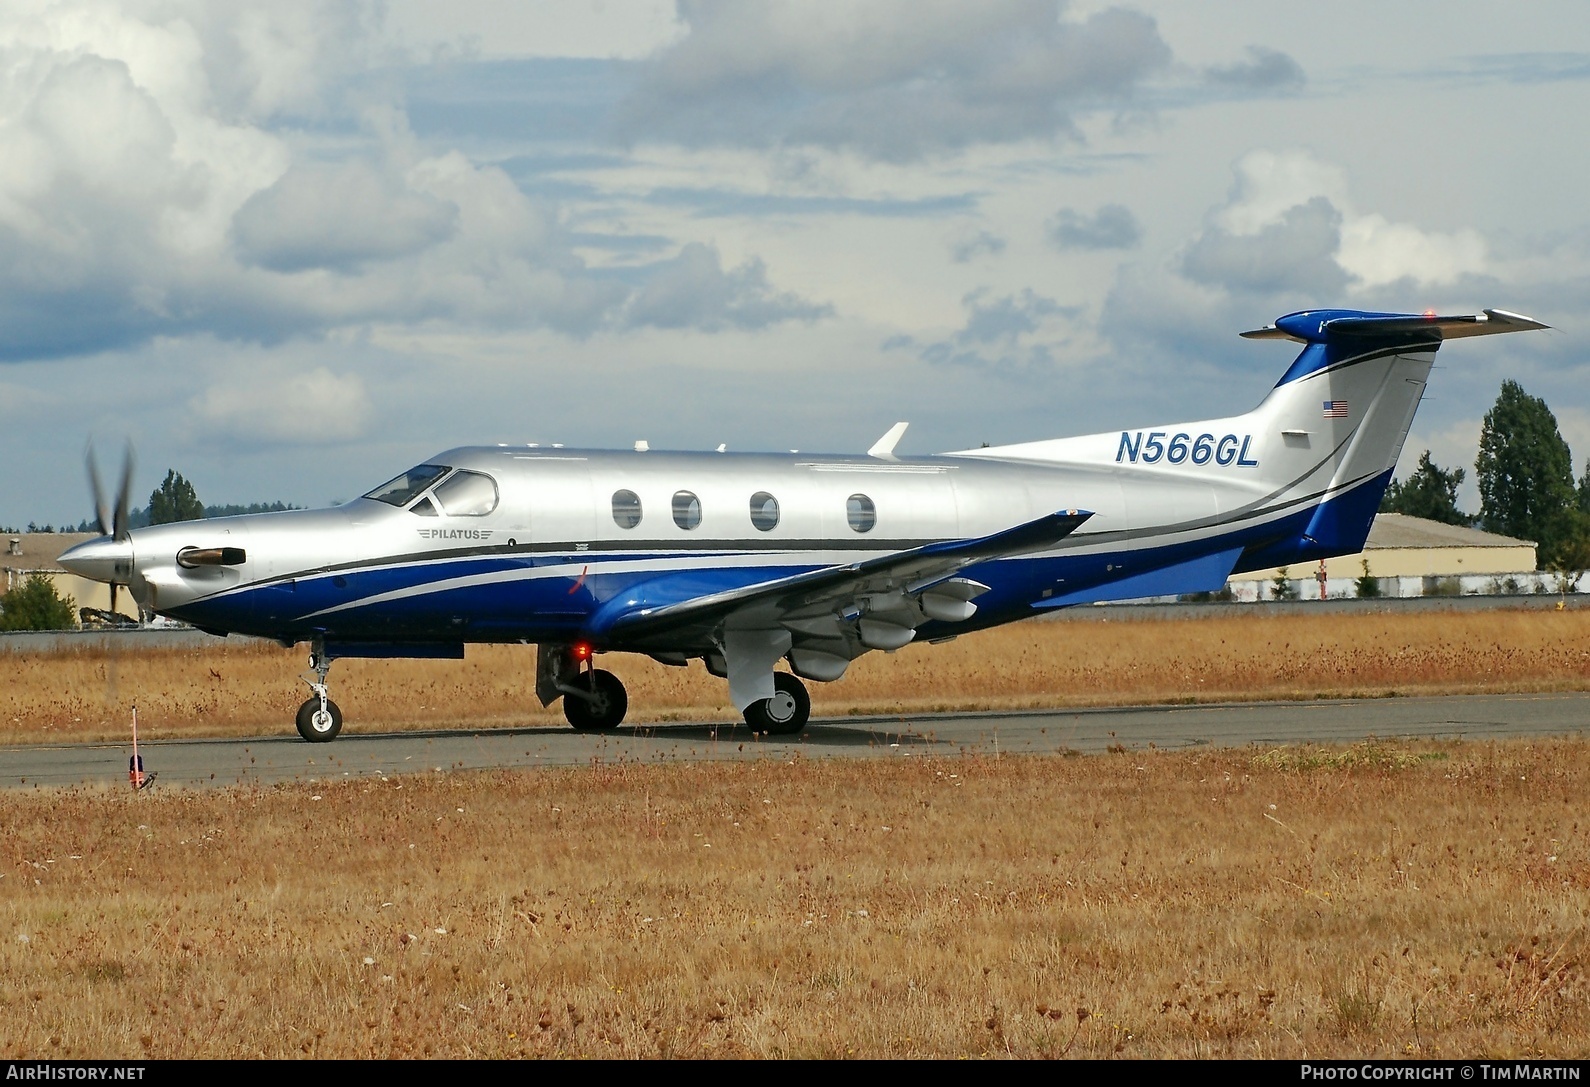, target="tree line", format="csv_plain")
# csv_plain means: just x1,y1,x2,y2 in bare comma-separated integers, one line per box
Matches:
2,471,302,534
129,469,305,528
1380,380,1590,571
